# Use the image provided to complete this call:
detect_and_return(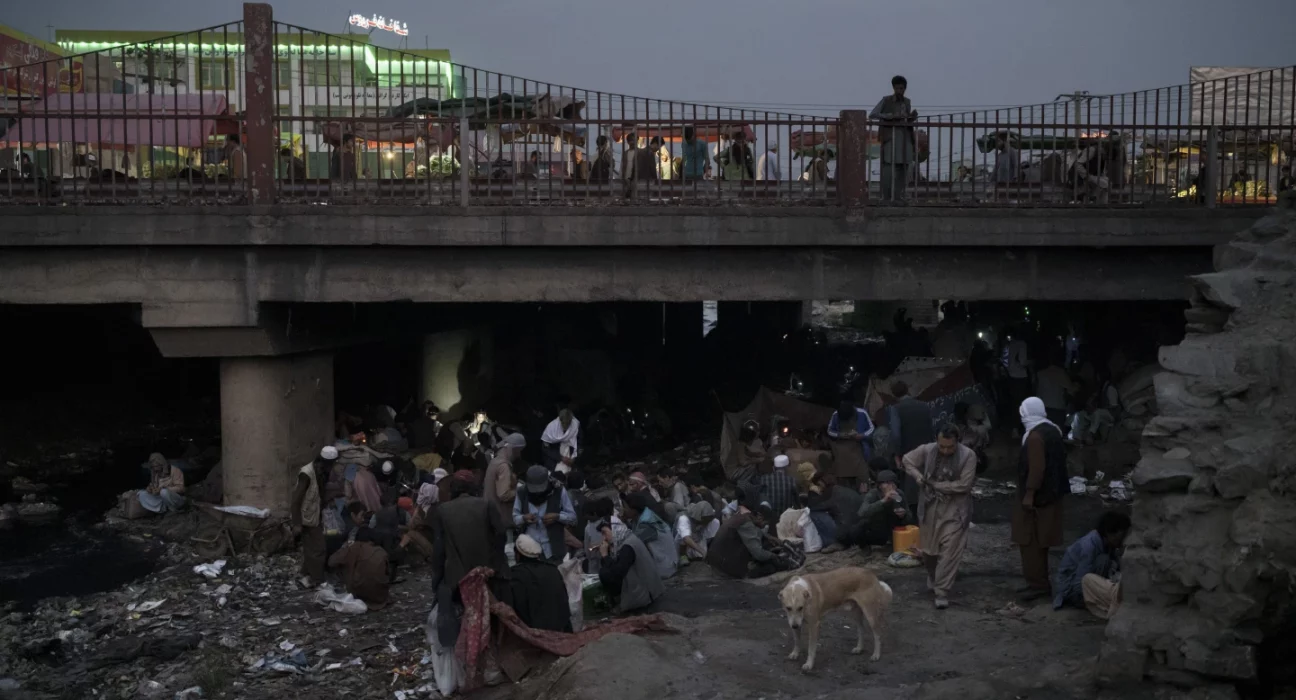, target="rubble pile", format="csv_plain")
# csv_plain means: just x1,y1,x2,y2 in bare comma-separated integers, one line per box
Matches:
1100,196,1296,696
0,547,440,699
